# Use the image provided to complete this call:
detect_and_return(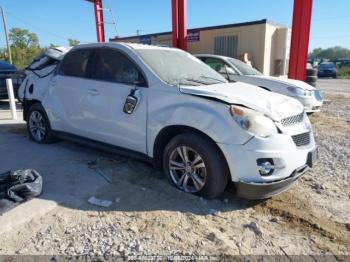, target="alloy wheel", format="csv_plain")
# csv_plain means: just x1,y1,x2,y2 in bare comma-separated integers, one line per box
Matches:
168,146,207,193
29,111,46,142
